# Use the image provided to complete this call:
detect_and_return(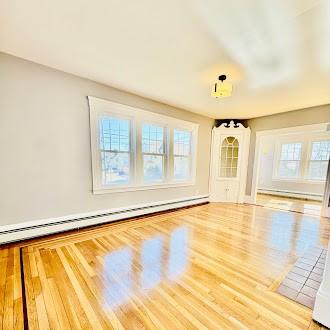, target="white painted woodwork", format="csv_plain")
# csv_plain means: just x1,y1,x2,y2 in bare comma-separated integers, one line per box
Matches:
321,161,330,218
210,121,250,203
